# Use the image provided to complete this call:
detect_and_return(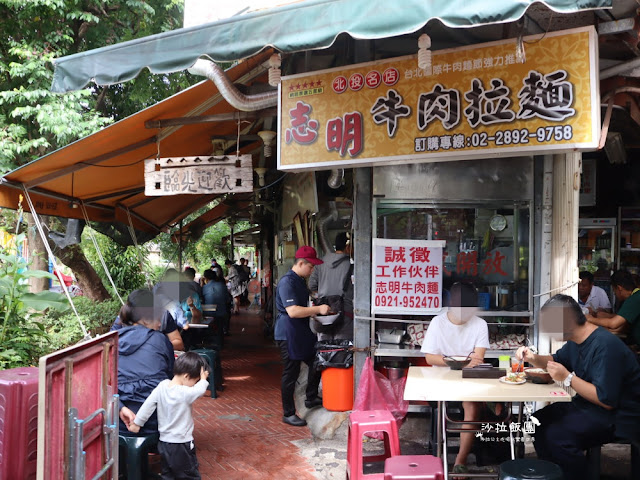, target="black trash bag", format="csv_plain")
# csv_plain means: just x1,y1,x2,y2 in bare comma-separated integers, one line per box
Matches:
315,340,353,370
